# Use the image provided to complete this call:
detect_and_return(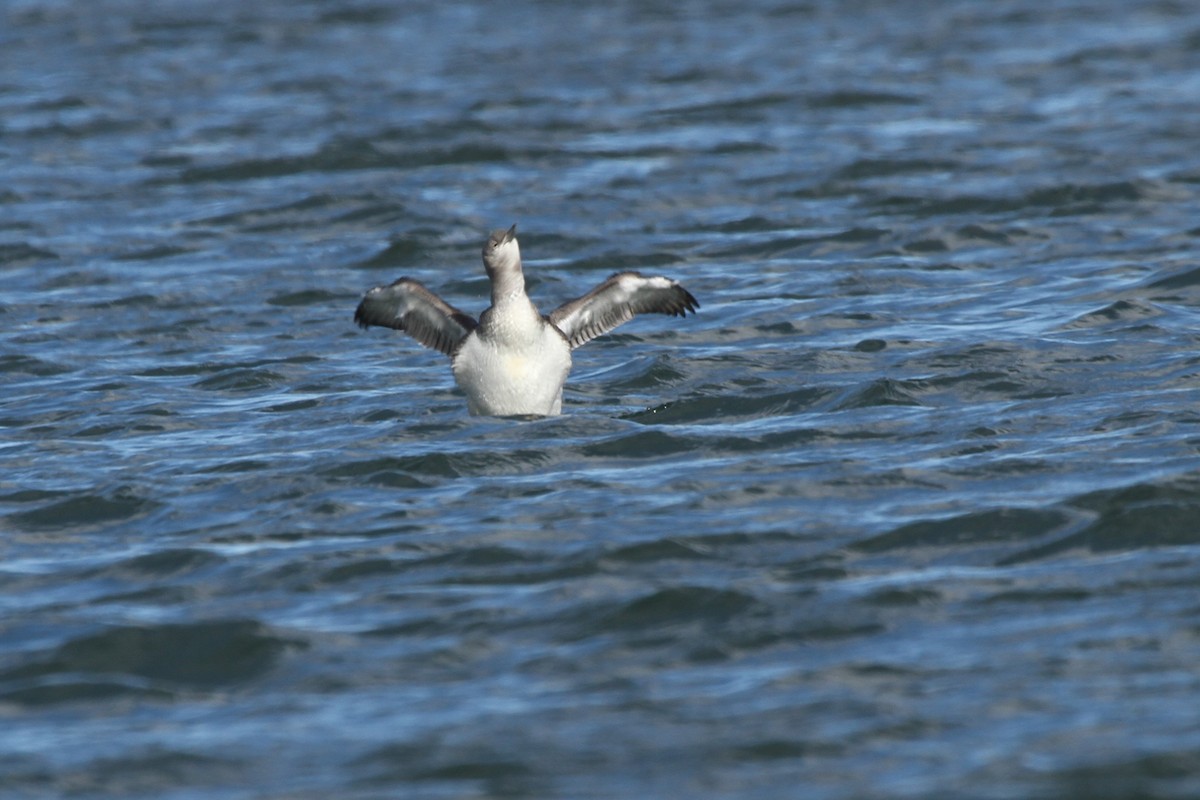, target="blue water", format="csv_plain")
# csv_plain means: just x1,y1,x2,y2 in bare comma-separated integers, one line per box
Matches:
4,1,1200,797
